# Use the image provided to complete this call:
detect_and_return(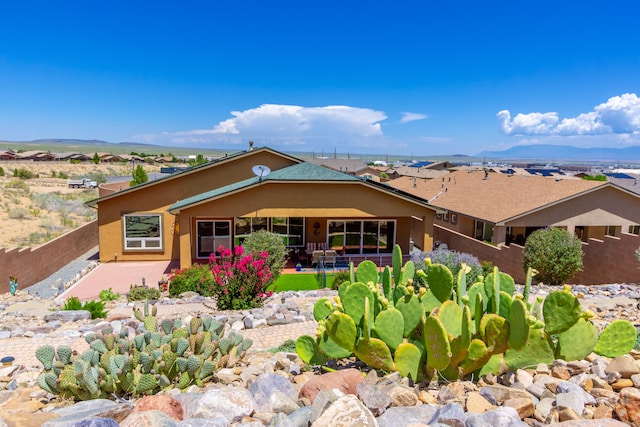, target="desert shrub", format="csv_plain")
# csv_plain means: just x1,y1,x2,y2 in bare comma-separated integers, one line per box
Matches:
81,300,107,319
241,230,287,282
13,168,38,179
4,179,29,192
85,171,106,184
62,296,83,310
208,246,273,310
523,227,583,286
128,284,161,301
636,247,640,264
99,288,120,301
8,207,29,219
58,171,69,179
412,248,483,287
62,297,106,319
0,167,4,176
331,270,351,289
168,263,215,297
40,216,64,233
